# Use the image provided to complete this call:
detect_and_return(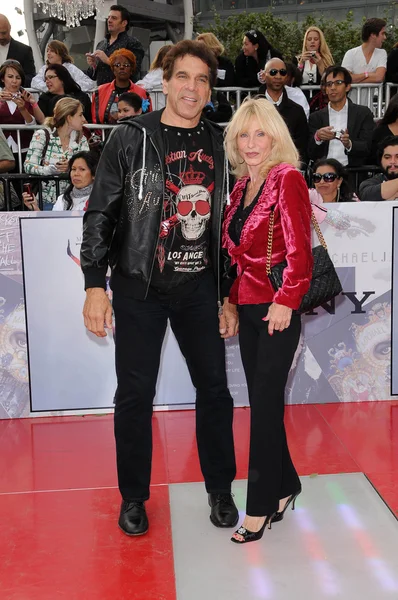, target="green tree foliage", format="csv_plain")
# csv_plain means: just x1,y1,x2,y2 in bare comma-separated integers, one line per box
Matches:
196,10,398,65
